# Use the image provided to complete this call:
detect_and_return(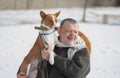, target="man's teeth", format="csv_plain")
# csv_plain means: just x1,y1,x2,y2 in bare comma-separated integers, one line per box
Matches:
67,37,75,40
